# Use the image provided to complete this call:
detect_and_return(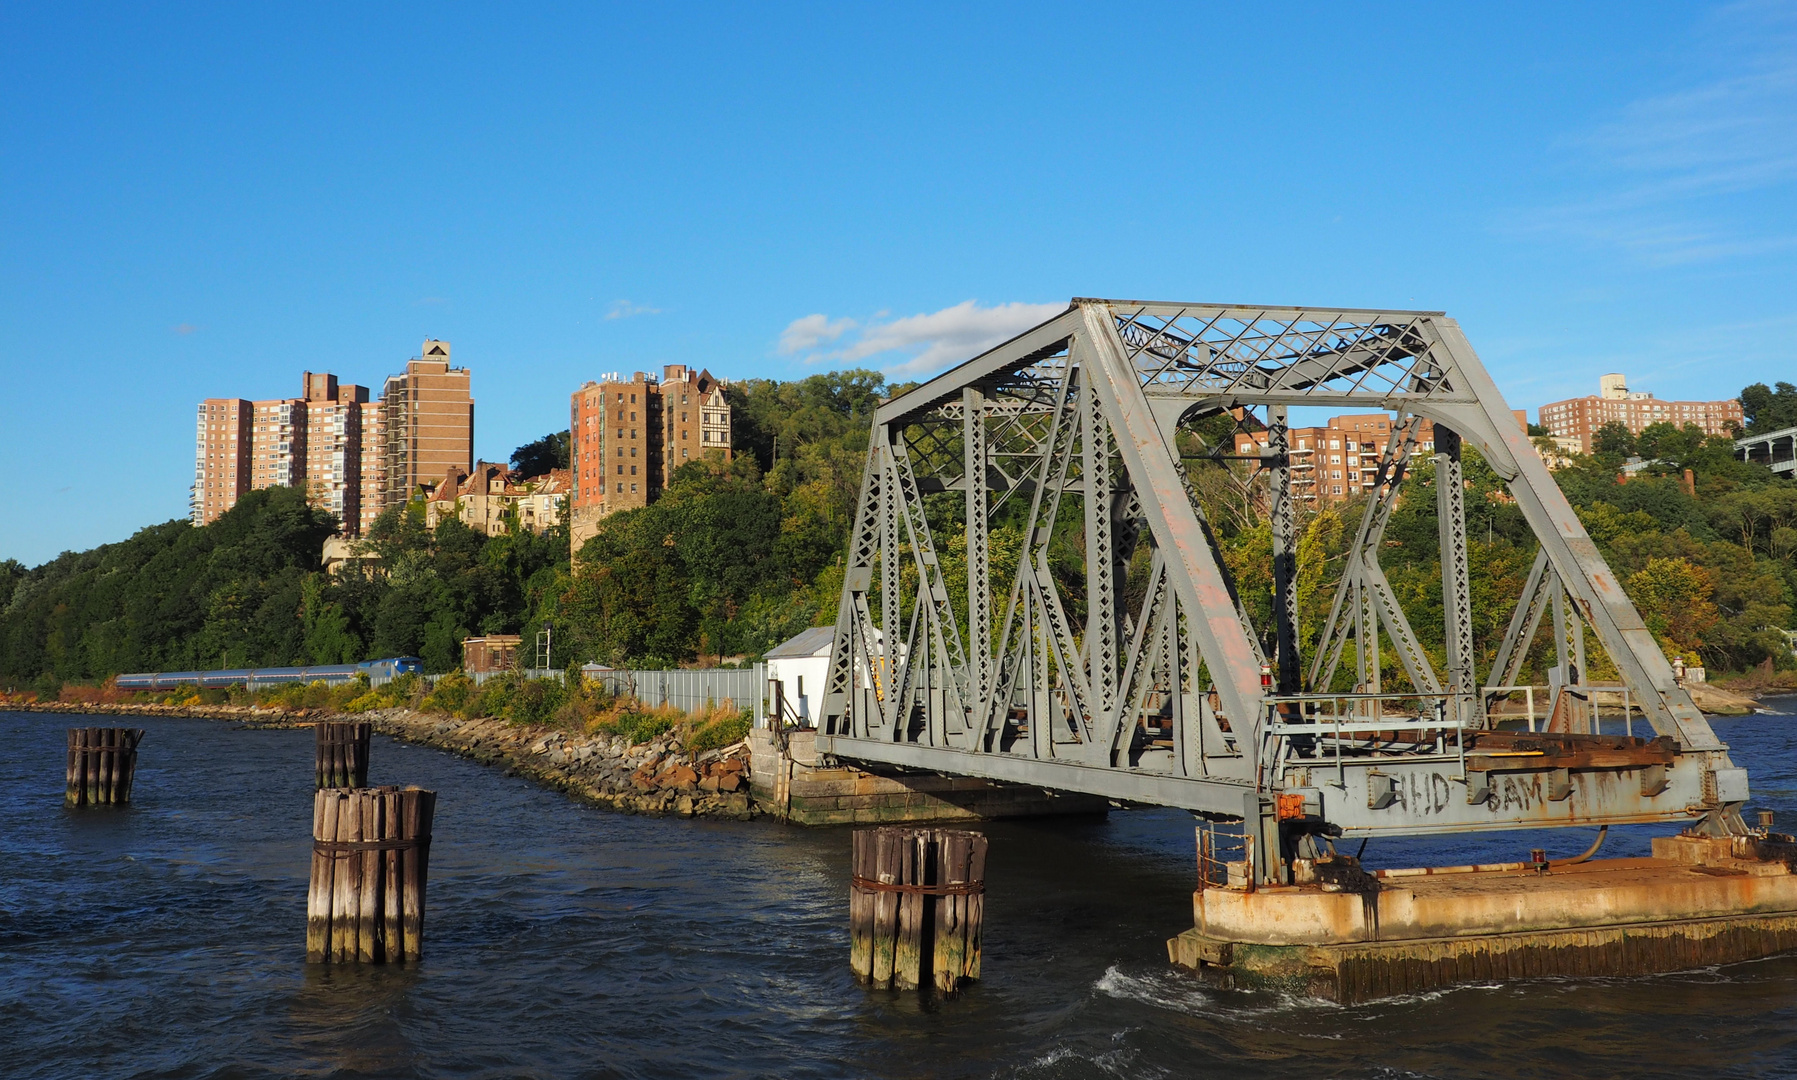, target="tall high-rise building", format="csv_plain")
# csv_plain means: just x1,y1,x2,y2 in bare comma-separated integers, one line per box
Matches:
1538,374,1743,453
248,395,307,491
358,399,386,532
568,364,730,550
193,398,252,524
190,345,472,535
193,384,319,525
381,340,474,509
300,372,370,534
